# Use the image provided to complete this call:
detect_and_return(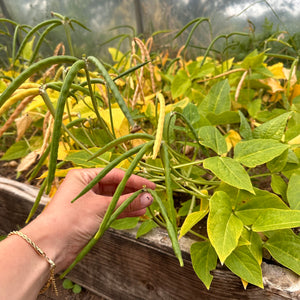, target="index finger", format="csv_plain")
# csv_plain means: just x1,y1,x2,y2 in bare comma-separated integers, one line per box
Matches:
97,168,155,195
